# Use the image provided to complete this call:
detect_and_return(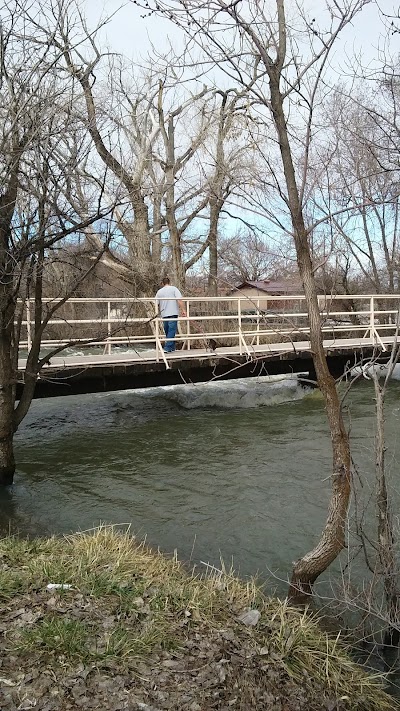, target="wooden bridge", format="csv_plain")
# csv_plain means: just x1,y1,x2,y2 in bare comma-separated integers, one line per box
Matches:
17,294,400,397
